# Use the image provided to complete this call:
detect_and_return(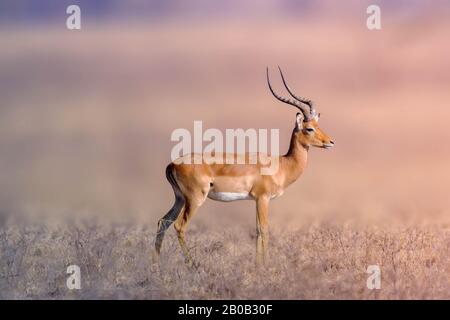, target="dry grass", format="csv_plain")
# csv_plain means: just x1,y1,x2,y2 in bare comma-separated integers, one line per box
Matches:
1,220,450,299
